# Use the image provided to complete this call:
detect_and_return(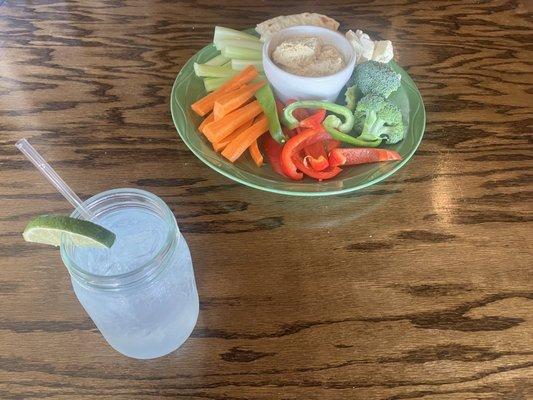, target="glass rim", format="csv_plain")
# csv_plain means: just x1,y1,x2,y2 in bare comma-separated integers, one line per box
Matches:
60,188,177,290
